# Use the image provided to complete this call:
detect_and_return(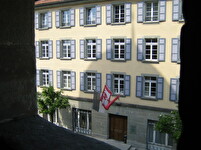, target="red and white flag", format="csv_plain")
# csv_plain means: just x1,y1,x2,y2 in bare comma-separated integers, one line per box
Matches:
100,85,120,110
